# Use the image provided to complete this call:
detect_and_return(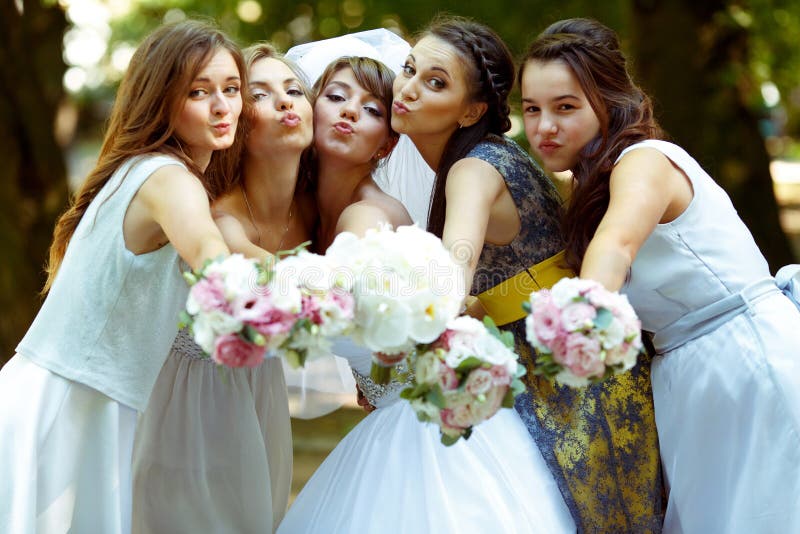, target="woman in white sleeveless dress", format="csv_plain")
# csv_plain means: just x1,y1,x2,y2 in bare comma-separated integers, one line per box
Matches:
277,52,575,534
520,18,800,533
0,20,245,534
132,44,318,534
